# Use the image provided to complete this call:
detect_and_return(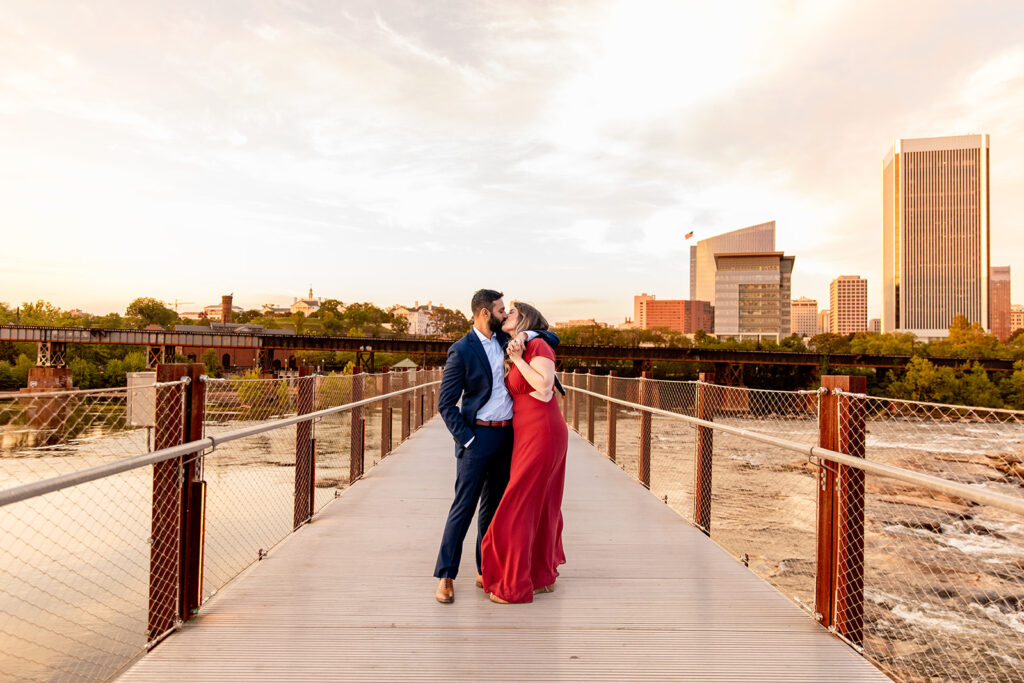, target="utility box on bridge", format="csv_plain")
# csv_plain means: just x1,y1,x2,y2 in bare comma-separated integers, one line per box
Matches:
127,371,157,427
